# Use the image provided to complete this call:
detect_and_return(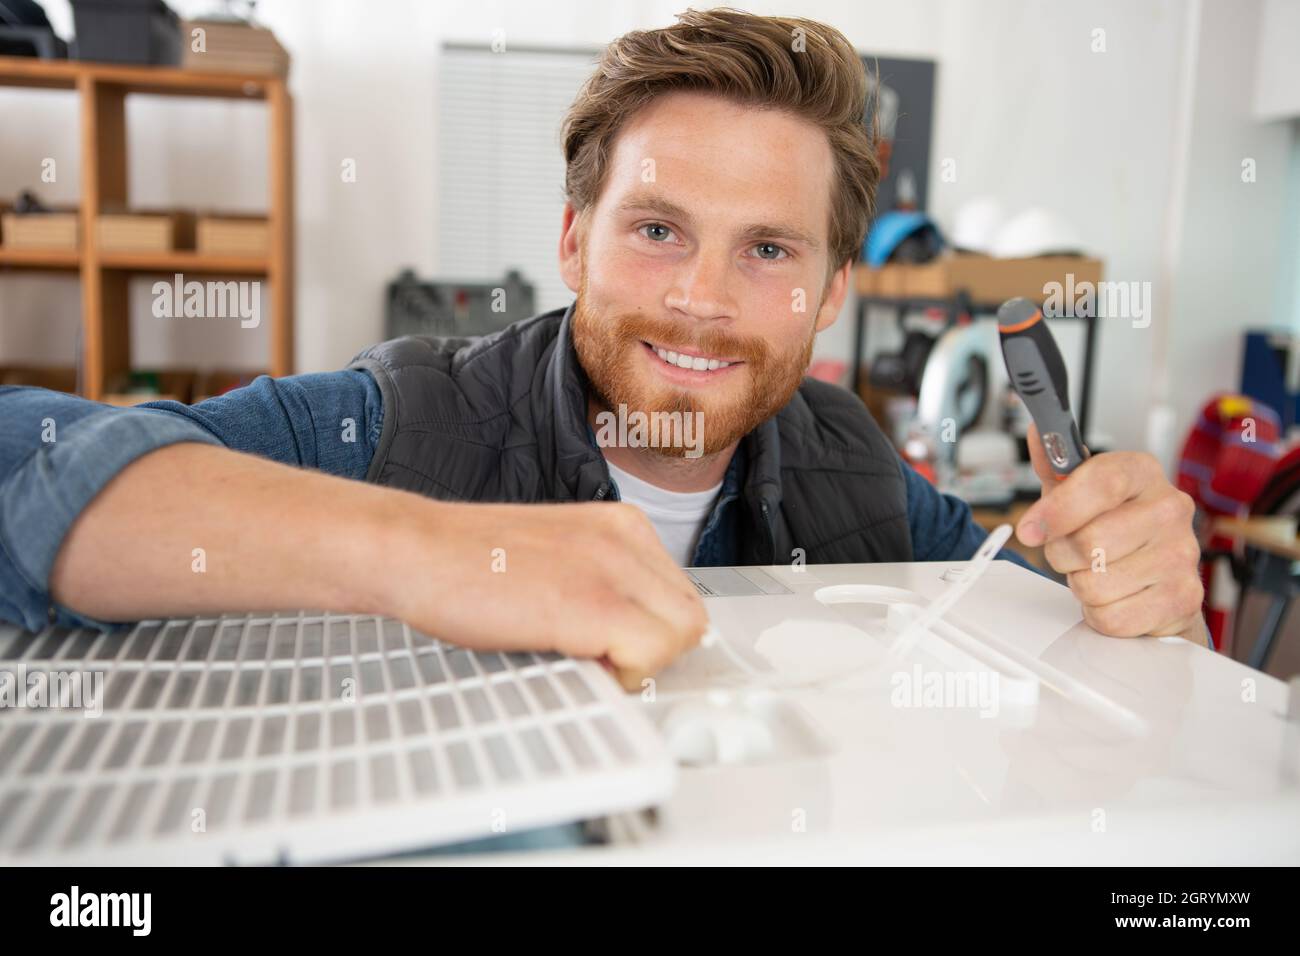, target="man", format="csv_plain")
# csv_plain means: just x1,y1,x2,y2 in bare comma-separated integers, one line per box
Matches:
0,10,1205,691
